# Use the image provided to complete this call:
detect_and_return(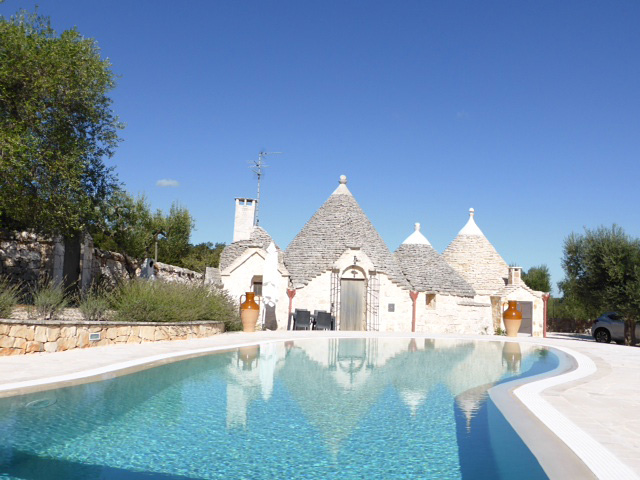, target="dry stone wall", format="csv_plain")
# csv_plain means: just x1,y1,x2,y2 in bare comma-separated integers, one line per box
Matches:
0,320,224,356
0,231,56,286
1,231,203,288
